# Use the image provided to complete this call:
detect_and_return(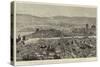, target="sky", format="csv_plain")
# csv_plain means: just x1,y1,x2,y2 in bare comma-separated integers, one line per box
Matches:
16,2,97,17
